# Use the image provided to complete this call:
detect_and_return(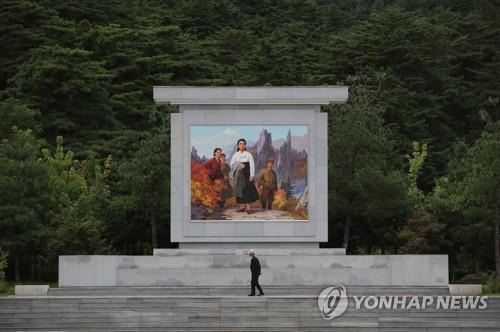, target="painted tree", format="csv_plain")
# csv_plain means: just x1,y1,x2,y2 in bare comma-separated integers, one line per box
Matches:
191,162,224,210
